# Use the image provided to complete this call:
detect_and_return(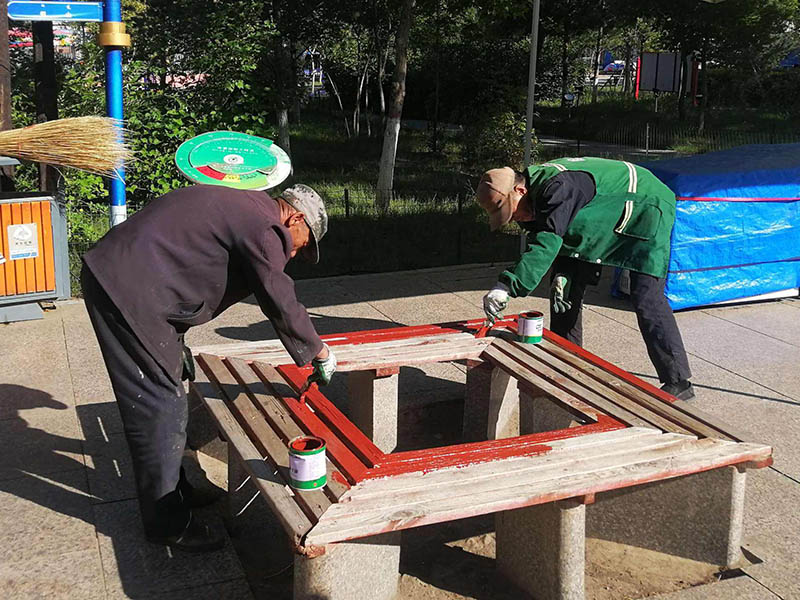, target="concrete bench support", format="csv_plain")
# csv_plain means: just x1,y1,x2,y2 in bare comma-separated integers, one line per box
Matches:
347,368,400,453
294,532,401,600
519,389,576,435
496,499,586,600
463,361,520,441
587,464,749,568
